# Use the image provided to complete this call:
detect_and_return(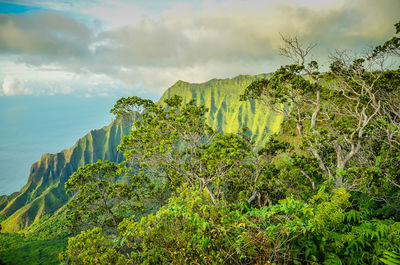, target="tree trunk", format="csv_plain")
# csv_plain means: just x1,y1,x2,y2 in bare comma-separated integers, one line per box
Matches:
335,163,345,188
335,175,343,188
